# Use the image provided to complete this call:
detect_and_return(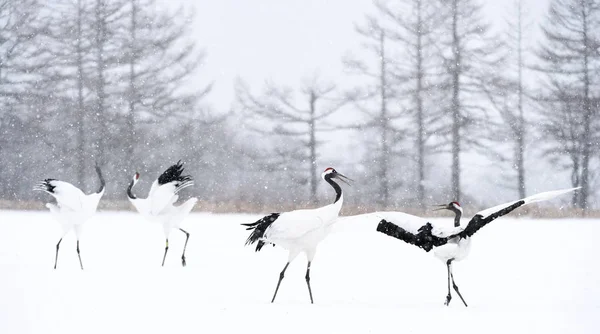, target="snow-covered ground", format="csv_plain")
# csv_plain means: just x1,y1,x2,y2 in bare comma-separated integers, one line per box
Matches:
1,210,598,334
